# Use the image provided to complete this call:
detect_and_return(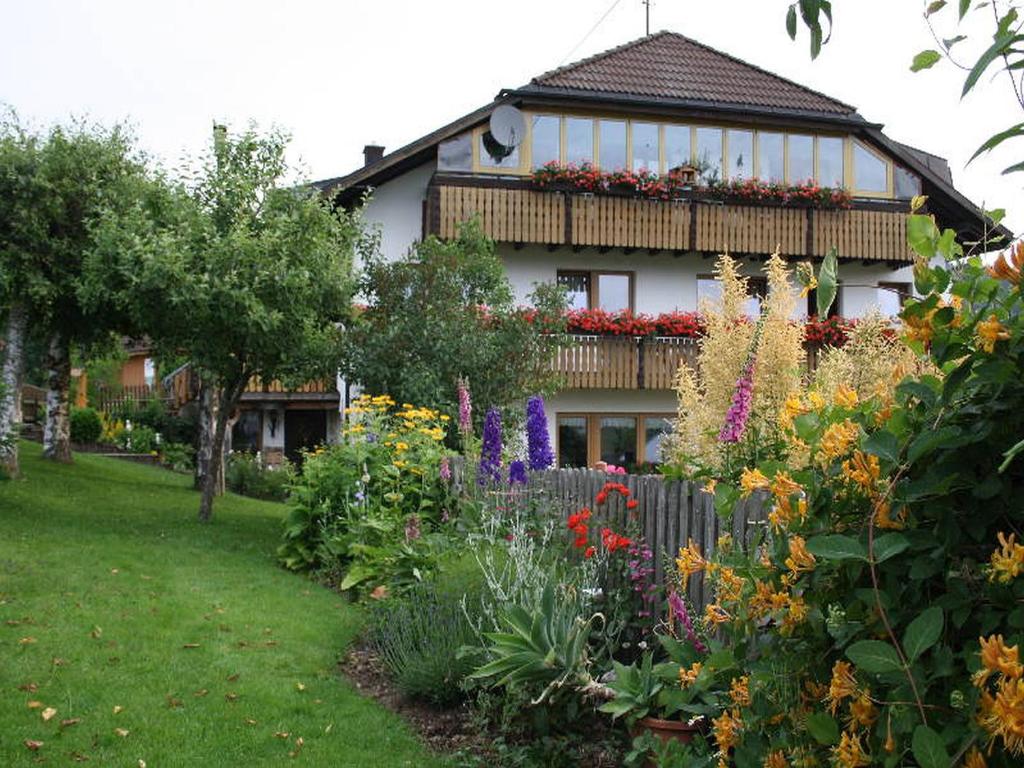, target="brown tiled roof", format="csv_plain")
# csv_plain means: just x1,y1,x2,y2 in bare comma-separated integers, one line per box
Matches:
527,31,856,116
